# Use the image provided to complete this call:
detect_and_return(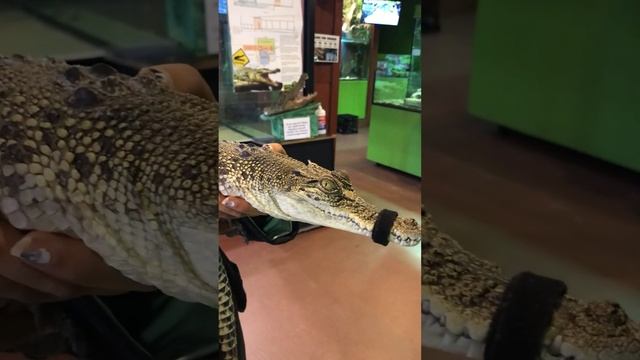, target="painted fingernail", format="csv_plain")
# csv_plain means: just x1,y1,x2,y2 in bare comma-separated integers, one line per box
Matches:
223,198,236,209
9,234,51,264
